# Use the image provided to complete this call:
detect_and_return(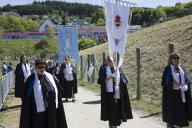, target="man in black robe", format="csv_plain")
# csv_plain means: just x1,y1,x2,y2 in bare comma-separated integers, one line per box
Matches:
15,55,31,98
19,59,68,128
100,57,133,128
59,56,77,102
